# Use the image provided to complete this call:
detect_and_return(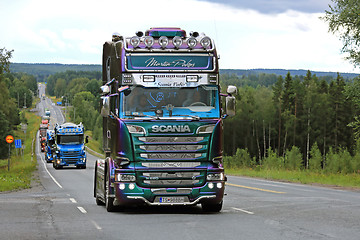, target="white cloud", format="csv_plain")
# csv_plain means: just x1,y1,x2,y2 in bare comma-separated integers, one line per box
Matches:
0,0,358,73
